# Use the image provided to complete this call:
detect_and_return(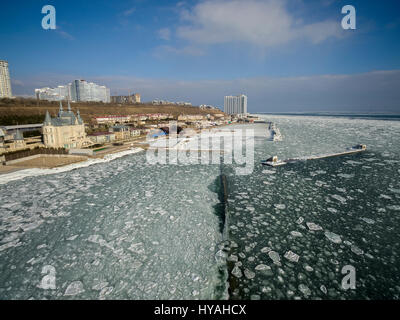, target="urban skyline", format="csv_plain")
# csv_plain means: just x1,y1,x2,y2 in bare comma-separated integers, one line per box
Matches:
35,79,110,103
1,0,400,112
